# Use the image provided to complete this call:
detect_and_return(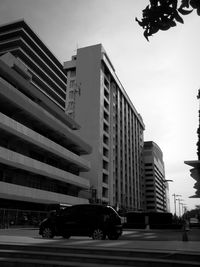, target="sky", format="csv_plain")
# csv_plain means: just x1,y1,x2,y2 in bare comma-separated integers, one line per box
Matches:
0,0,200,213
